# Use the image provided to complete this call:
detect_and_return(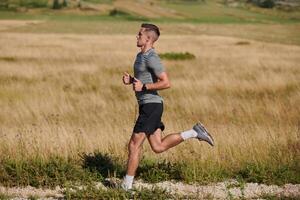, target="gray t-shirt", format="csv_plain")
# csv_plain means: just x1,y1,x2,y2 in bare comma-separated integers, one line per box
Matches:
134,48,164,105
